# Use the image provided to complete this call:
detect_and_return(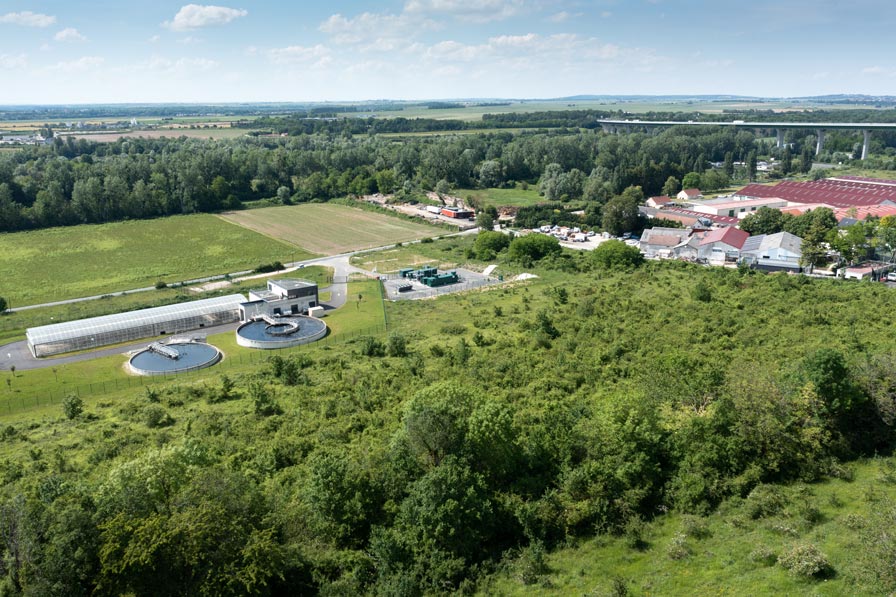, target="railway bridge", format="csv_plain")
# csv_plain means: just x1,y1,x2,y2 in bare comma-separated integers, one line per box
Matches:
597,119,896,159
